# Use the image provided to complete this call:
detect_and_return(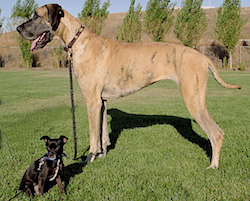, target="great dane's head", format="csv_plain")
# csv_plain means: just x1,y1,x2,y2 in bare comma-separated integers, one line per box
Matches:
16,4,64,52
